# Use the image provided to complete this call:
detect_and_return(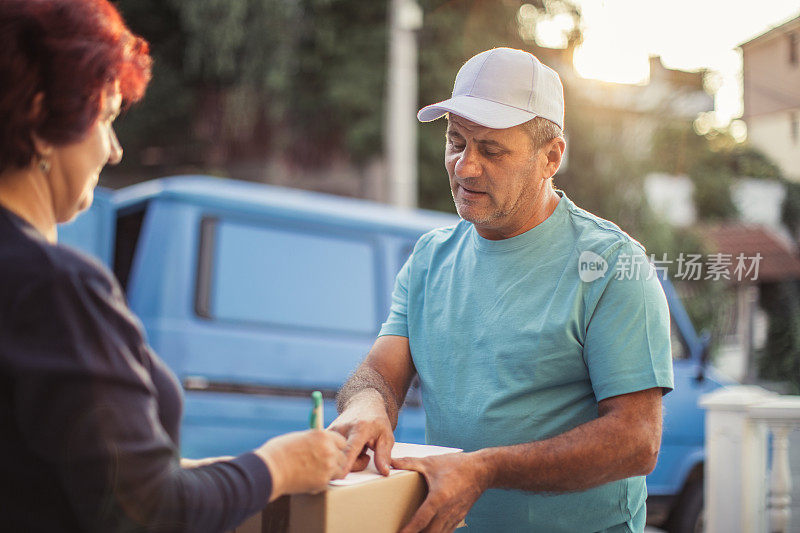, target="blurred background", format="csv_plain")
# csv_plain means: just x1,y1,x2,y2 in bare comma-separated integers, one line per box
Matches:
106,0,800,392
